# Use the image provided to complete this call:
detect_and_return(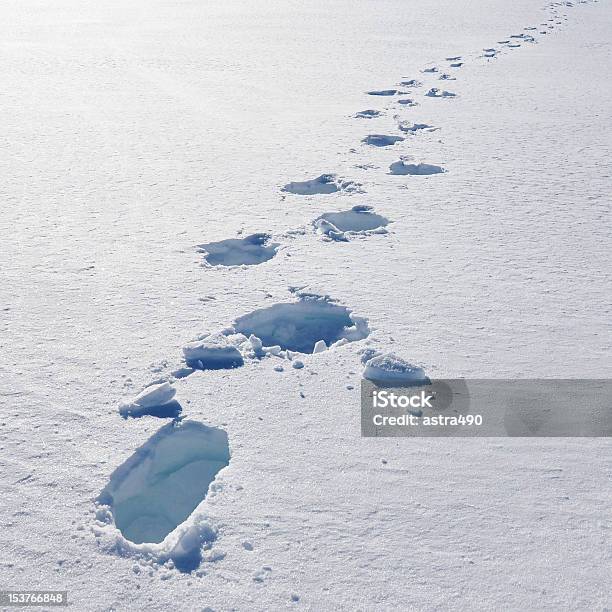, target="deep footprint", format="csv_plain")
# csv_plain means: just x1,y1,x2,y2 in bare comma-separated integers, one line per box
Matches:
313,205,389,241
197,233,279,267
361,134,405,147
389,160,446,175
282,174,359,195
233,296,369,354
98,421,230,569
